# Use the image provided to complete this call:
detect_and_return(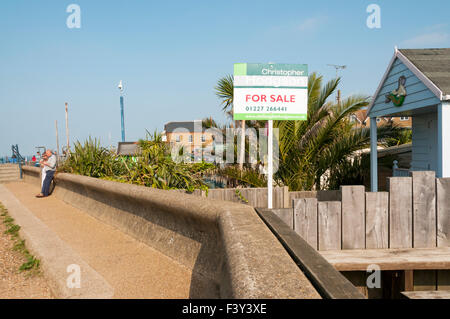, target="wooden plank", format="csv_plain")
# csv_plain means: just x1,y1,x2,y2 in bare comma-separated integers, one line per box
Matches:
255,208,365,299
283,186,290,208
318,201,341,251
412,171,436,248
388,177,413,248
365,192,389,249
412,172,437,292
341,186,365,249
401,290,450,299
271,208,294,229
293,198,318,250
320,247,450,271
436,178,450,247
404,270,414,292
